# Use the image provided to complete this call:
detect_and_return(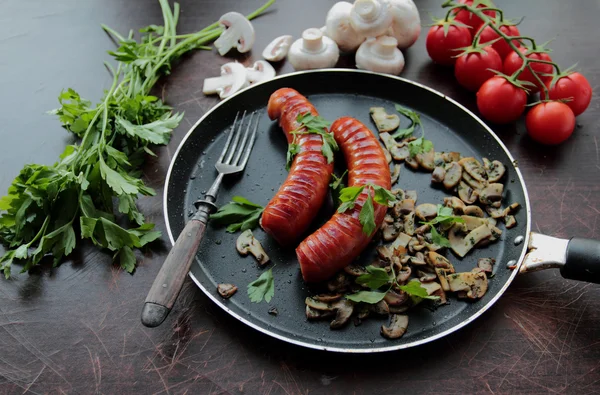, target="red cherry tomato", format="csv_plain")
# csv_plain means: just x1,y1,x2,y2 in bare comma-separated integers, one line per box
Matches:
453,0,496,33
503,49,554,93
478,24,521,59
454,46,503,92
476,76,527,124
541,73,593,116
426,24,472,66
526,102,576,145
